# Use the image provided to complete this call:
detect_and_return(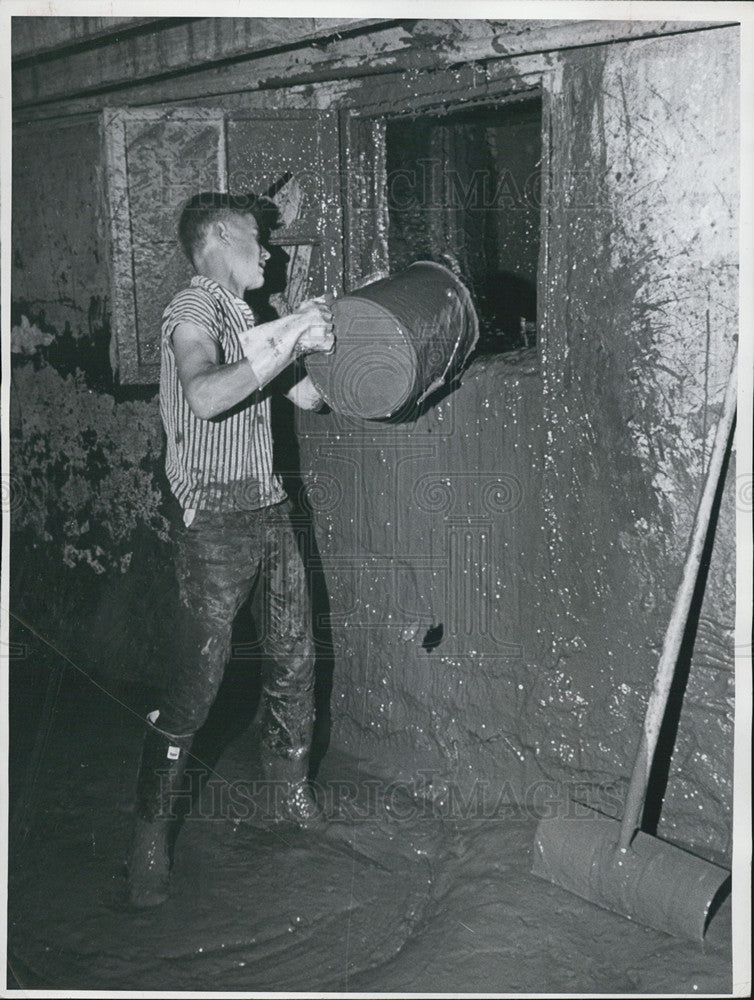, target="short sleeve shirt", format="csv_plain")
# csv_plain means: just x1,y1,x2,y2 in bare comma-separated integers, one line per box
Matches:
159,275,286,511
